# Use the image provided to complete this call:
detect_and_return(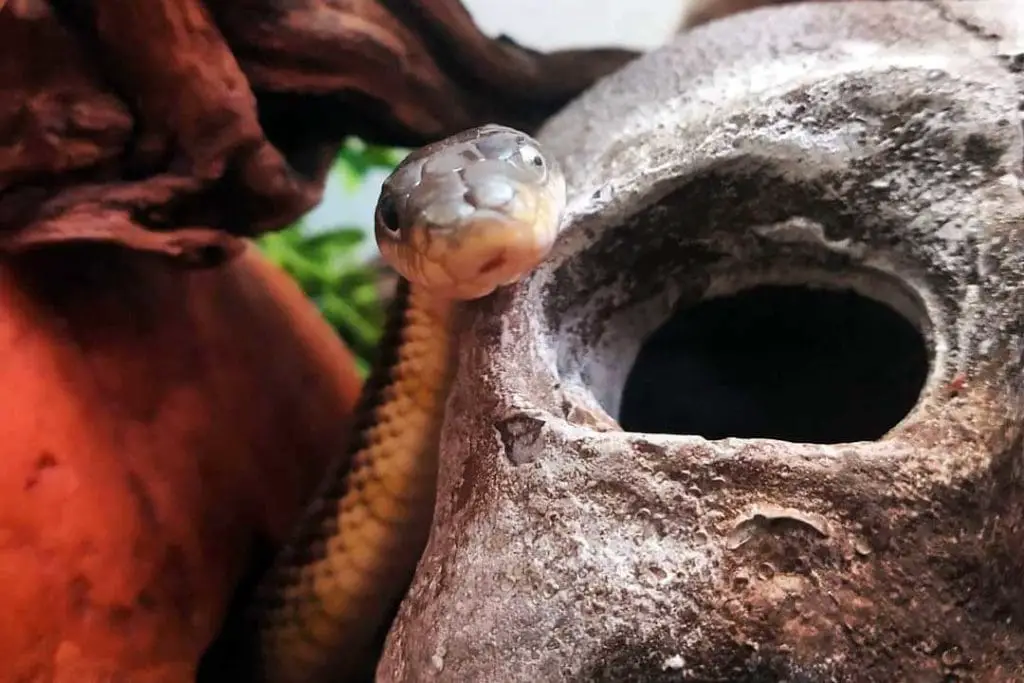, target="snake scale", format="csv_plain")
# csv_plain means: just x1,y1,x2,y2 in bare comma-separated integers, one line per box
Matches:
243,124,568,683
